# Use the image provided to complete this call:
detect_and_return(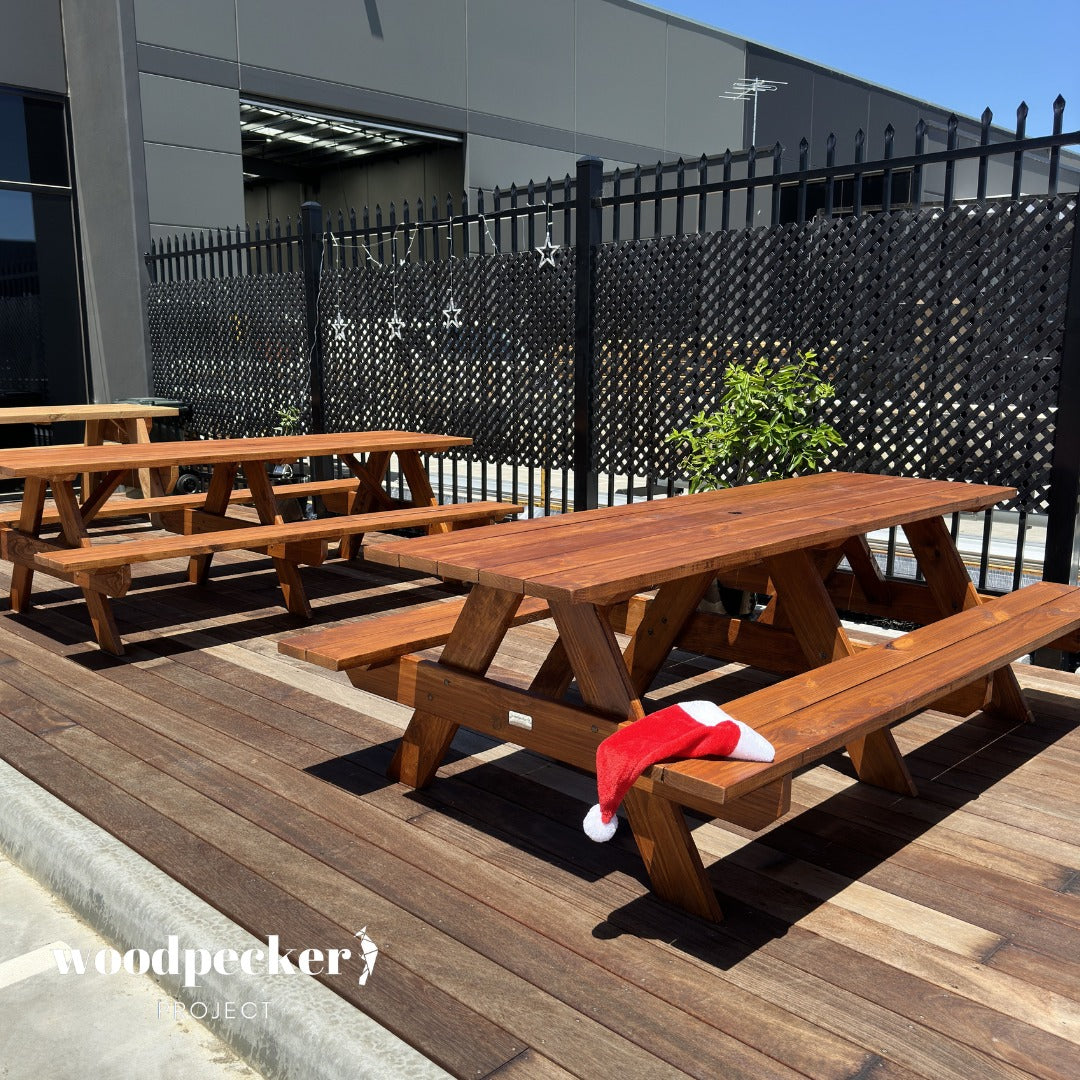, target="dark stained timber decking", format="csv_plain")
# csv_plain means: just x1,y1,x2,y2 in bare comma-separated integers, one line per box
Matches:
1,536,1079,1079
